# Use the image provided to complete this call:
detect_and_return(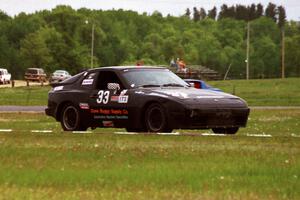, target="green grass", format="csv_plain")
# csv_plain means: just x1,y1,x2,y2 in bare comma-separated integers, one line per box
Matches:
0,109,299,199
209,78,300,106
1,78,300,106
0,86,49,106
0,134,299,199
